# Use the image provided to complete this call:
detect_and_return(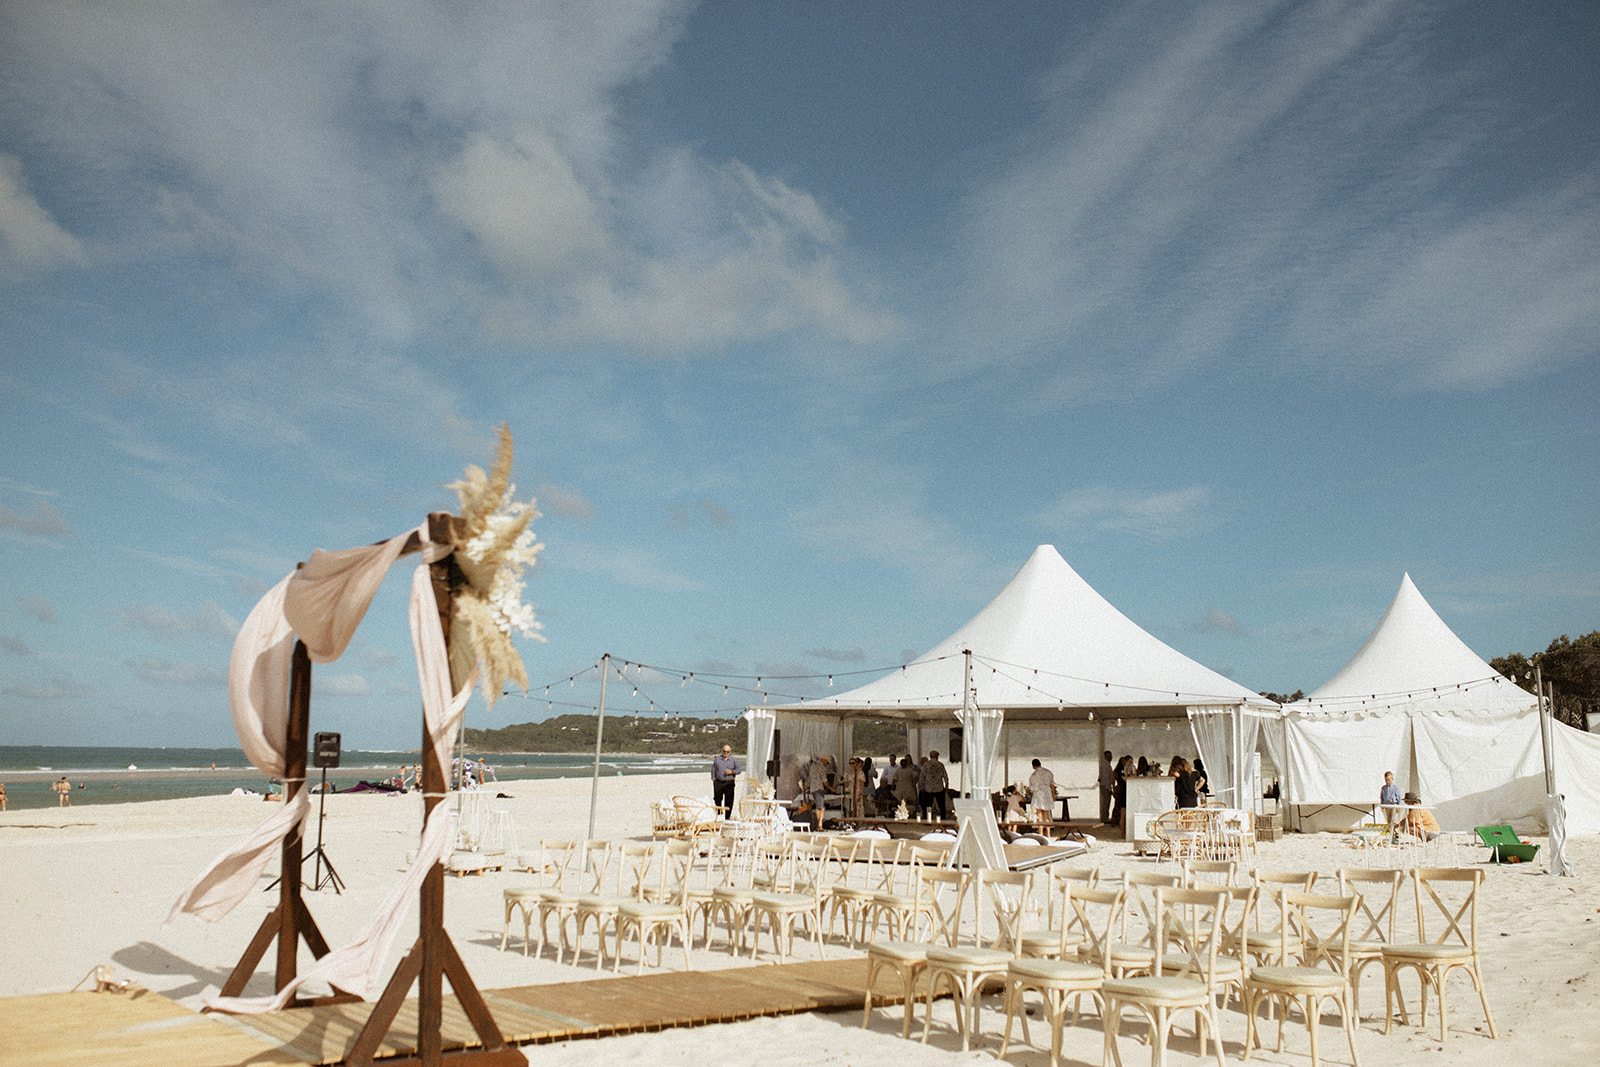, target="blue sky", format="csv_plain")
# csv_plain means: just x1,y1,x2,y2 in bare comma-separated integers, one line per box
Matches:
2,1,1596,749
